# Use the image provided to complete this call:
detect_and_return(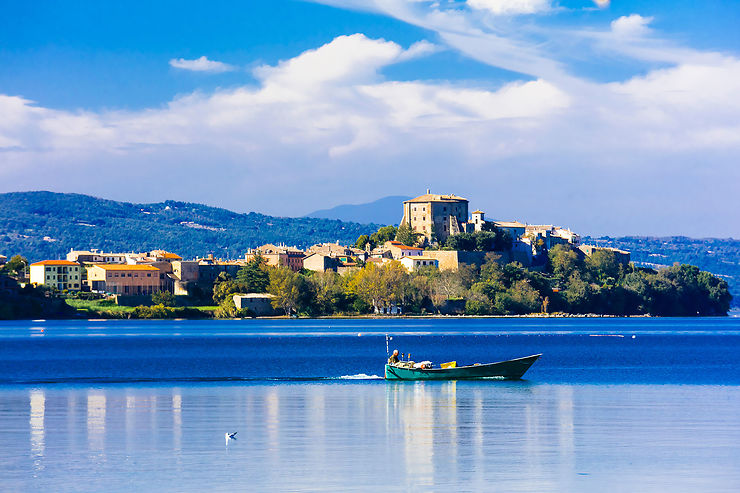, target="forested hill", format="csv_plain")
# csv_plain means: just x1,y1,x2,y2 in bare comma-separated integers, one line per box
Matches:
0,191,380,261
584,236,740,308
